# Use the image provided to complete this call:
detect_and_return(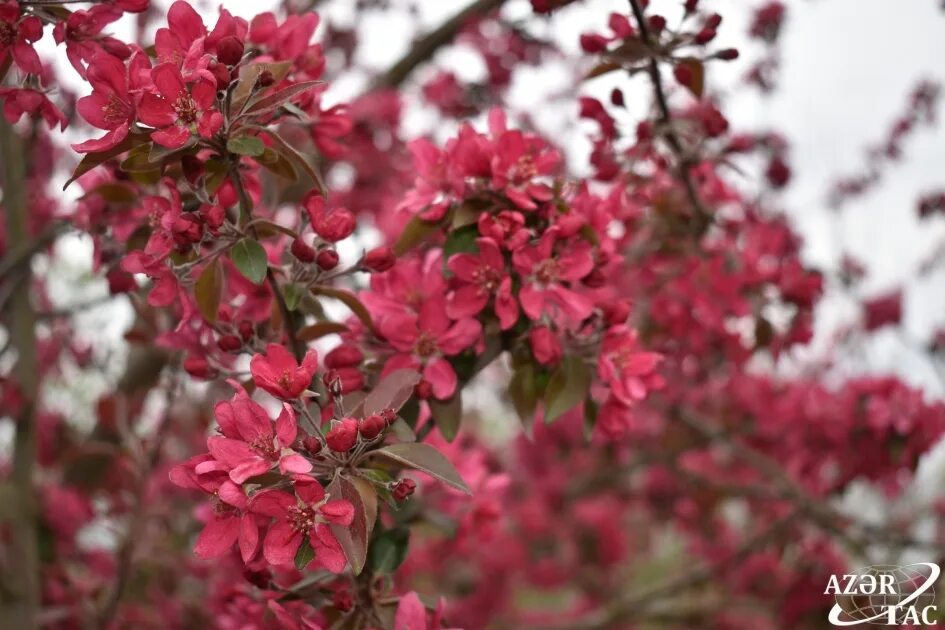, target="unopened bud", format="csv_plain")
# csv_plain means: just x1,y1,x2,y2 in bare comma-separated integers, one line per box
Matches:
291,238,316,263
362,246,395,272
